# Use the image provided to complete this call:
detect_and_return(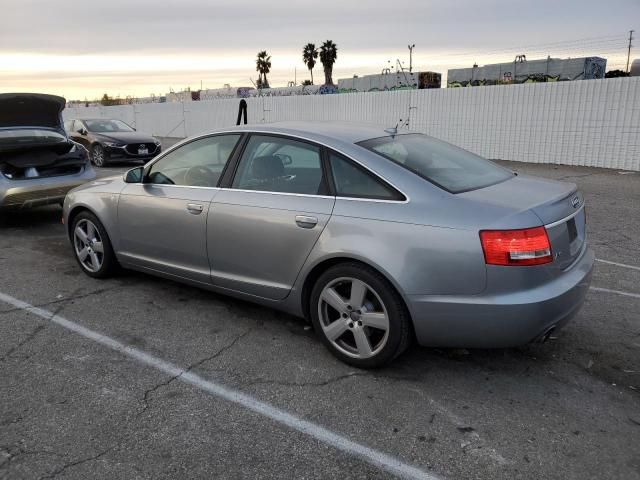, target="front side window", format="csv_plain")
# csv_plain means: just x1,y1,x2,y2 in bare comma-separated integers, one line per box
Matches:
328,153,403,200
85,119,135,133
147,134,241,187
232,135,324,195
358,133,513,194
